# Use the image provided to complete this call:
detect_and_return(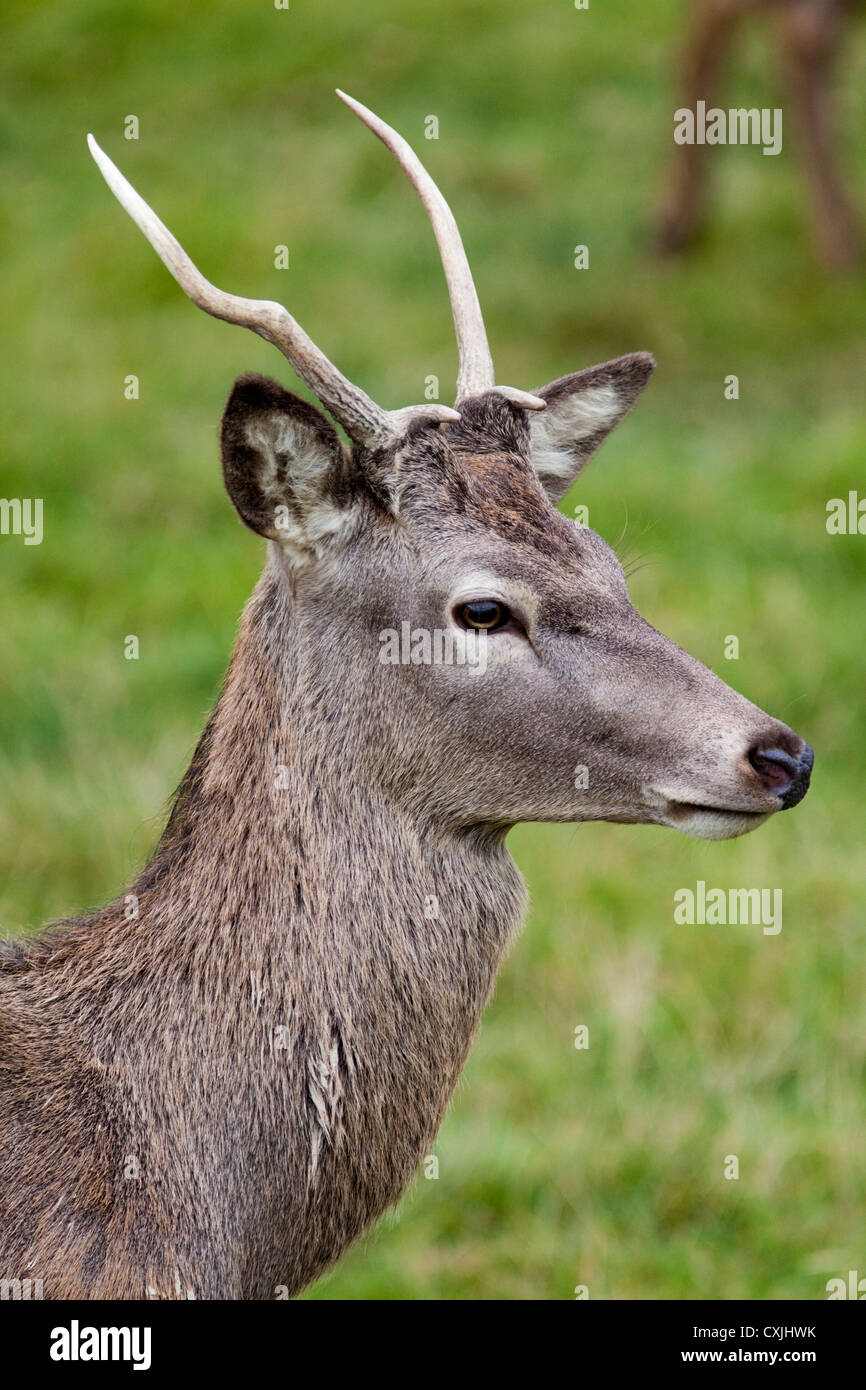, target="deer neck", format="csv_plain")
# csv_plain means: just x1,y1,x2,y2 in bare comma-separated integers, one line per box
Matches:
146,556,526,975
122,556,527,1285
